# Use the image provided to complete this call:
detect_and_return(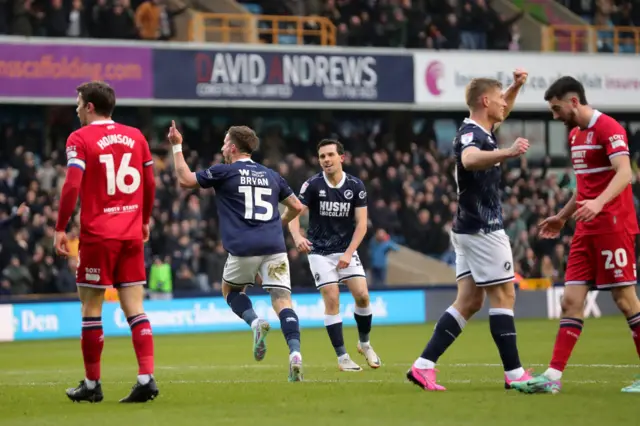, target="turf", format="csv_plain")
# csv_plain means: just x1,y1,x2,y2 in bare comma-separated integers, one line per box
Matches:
0,317,637,426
